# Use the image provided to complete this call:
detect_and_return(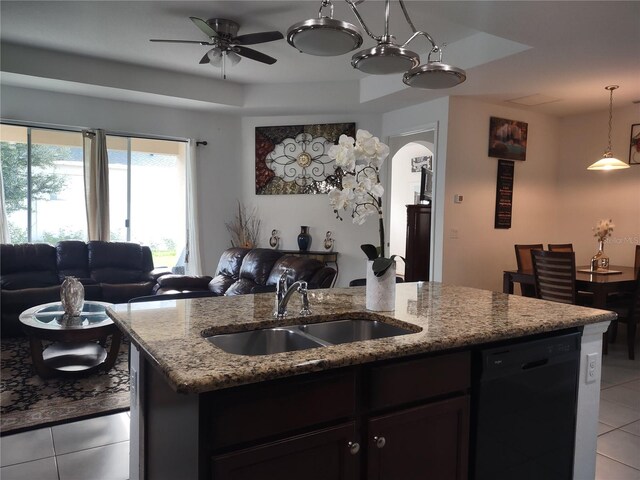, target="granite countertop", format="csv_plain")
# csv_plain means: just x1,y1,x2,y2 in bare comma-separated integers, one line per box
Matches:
107,282,615,394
